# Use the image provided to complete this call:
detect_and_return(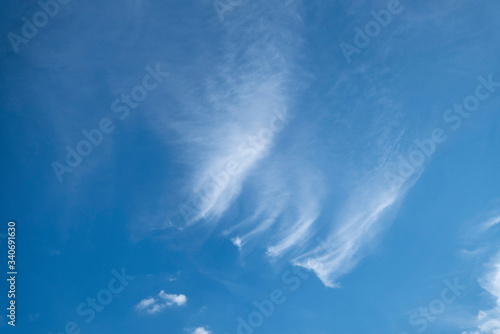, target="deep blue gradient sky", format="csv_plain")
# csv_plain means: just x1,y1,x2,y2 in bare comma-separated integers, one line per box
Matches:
1,0,500,333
